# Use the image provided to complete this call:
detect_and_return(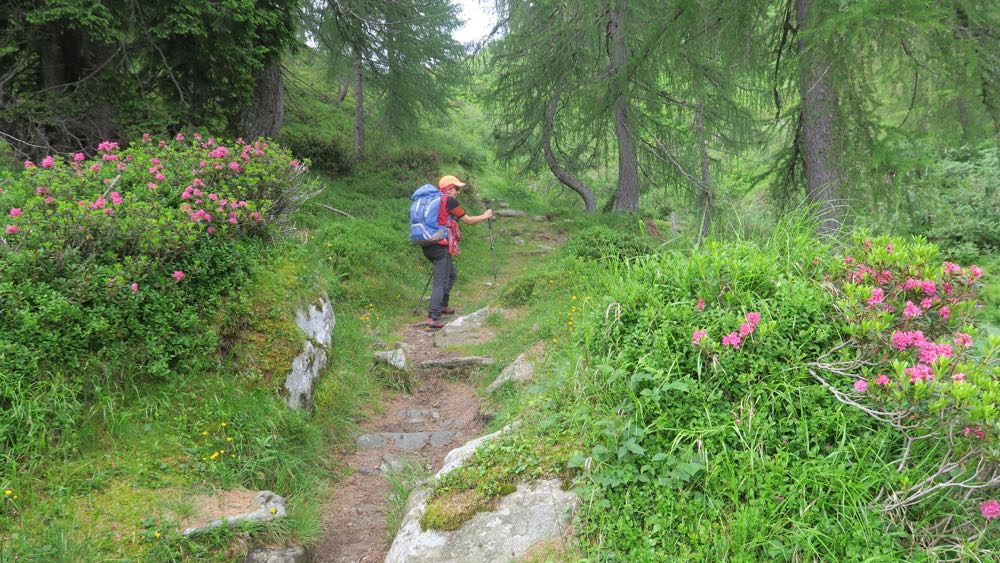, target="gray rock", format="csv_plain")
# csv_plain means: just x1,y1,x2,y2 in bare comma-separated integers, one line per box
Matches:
513,238,525,246
434,307,500,348
380,453,408,474
284,296,335,410
242,545,310,563
418,356,494,369
374,349,408,371
385,479,578,562
486,352,536,394
494,208,529,217
356,431,459,450
182,491,287,536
